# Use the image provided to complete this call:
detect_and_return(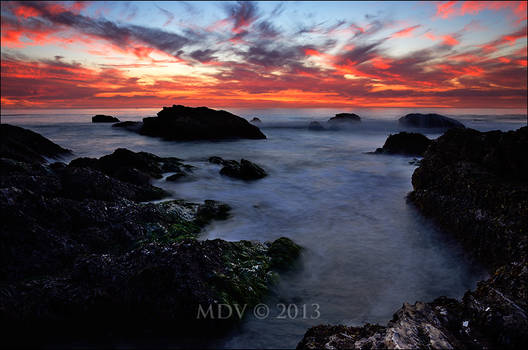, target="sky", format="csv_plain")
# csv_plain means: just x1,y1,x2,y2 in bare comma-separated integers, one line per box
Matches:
1,1,527,109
